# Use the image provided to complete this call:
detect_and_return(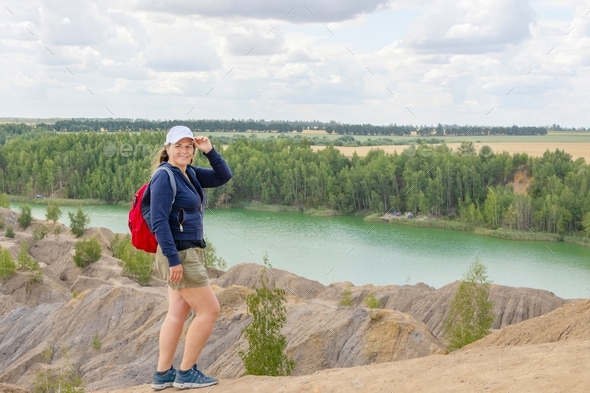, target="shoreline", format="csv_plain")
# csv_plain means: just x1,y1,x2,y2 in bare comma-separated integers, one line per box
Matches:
371,213,590,247
6,196,590,247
